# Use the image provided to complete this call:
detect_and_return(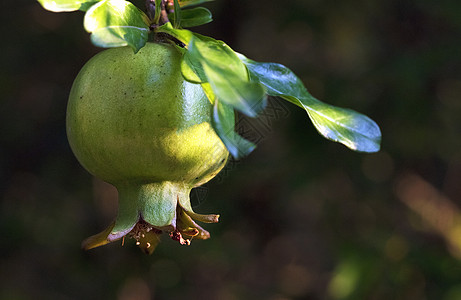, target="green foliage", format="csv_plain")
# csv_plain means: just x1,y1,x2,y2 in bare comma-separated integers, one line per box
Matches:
37,0,99,12
172,0,181,28
186,36,267,117
211,100,256,159
36,0,381,157
84,0,150,52
153,0,162,24
240,56,381,152
156,22,193,44
169,7,213,28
